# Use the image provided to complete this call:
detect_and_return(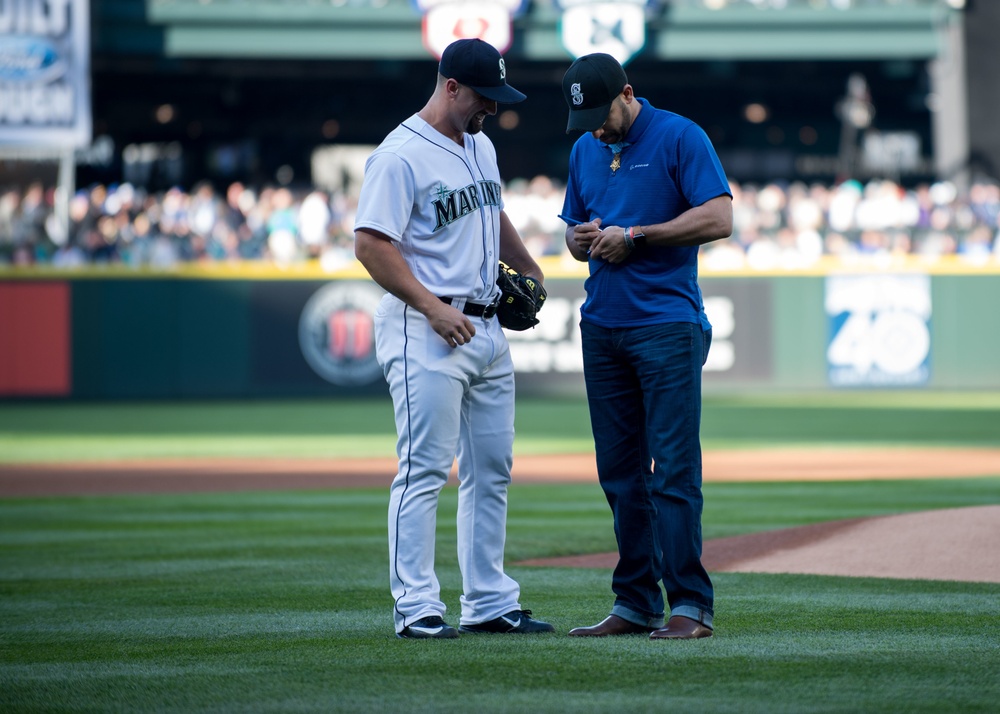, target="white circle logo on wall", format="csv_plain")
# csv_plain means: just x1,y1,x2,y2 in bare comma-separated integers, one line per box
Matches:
299,282,385,386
